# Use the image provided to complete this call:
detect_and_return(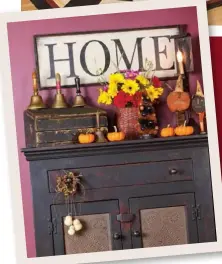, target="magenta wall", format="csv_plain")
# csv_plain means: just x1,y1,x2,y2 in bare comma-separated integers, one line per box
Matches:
7,7,202,257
